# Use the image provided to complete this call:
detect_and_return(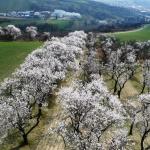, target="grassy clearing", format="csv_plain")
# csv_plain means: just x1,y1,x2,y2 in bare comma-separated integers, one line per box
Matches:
0,18,37,27
46,19,72,30
110,24,150,41
0,41,42,81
